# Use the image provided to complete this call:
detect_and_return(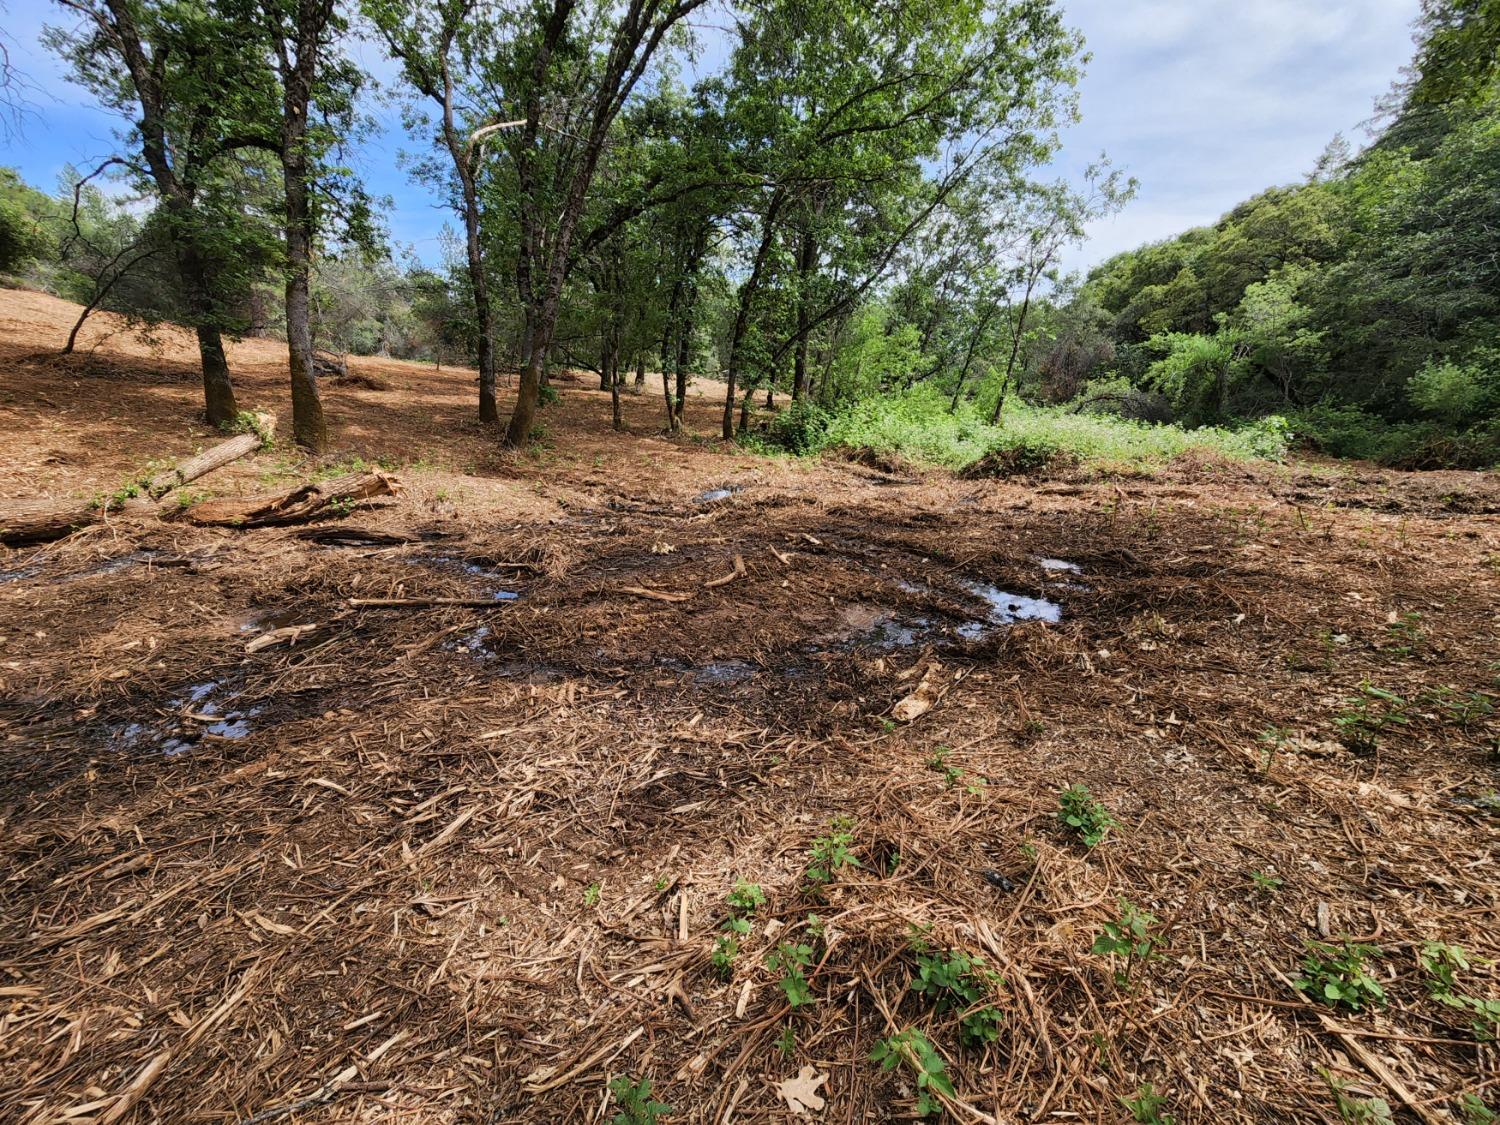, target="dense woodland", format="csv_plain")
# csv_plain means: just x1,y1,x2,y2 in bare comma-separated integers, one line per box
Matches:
0,0,1497,468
